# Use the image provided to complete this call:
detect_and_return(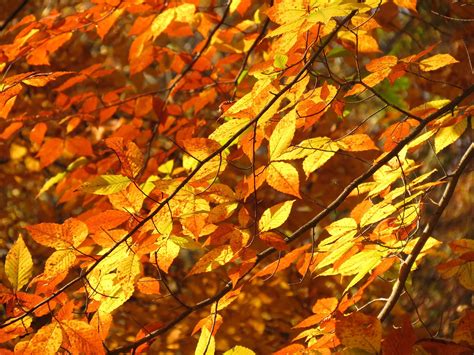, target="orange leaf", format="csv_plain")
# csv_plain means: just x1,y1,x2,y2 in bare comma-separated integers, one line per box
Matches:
25,217,88,249
339,134,378,151
336,312,381,352
255,244,310,278
266,161,301,198
105,137,144,178
29,122,47,146
137,277,161,295
37,138,64,167
27,33,73,66
62,320,105,355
